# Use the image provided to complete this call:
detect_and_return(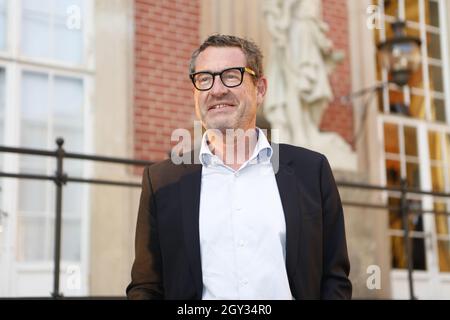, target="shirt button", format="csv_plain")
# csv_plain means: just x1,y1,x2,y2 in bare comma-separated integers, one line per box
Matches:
238,240,245,247
234,171,240,177
242,279,248,286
